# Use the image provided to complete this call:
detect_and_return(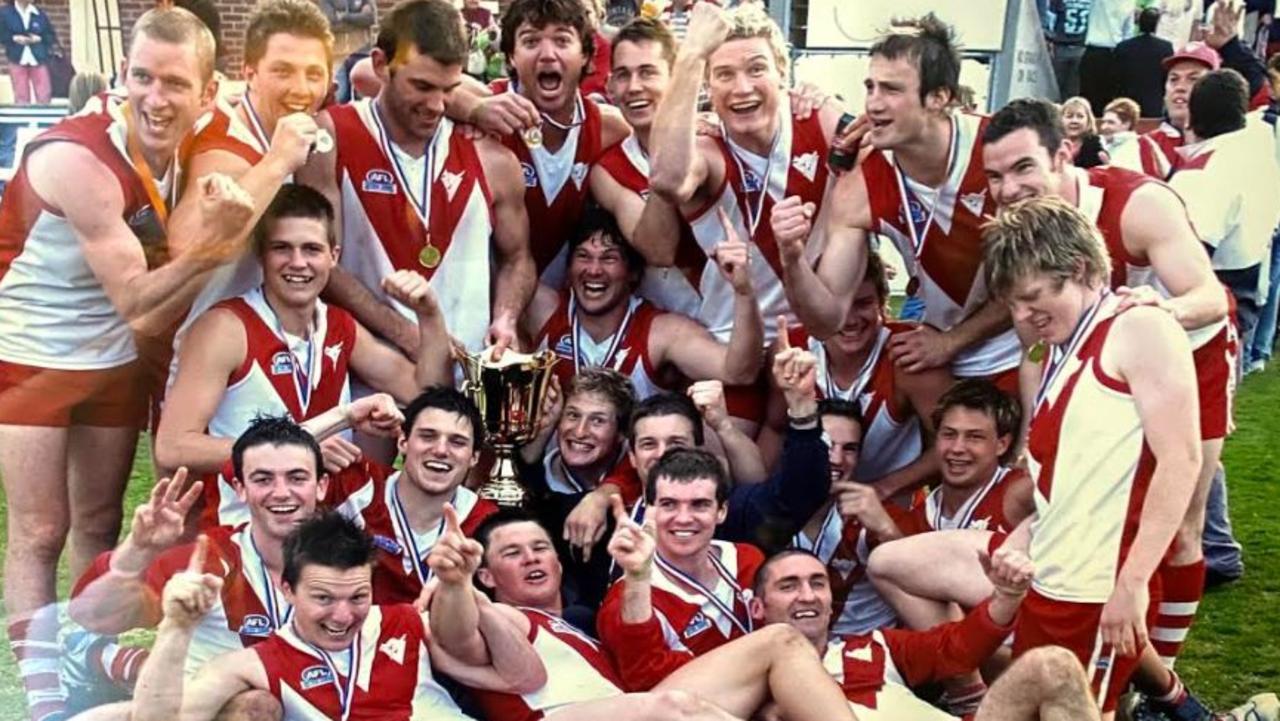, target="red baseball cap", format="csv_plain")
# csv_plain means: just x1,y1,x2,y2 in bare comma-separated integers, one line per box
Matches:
1163,42,1222,71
